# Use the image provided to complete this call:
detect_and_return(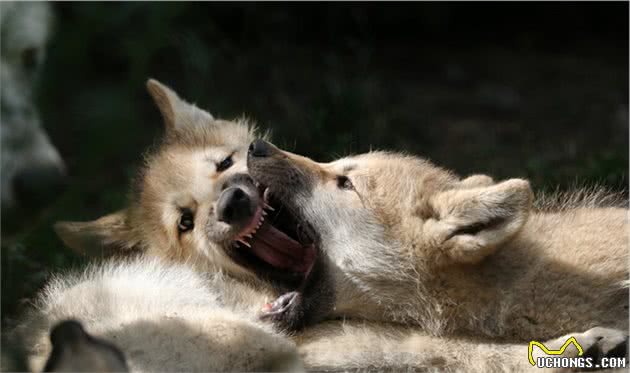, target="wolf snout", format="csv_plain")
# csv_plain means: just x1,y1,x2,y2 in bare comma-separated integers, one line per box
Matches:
248,139,275,158
249,139,270,157
217,173,259,226
217,187,257,225
45,319,129,372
